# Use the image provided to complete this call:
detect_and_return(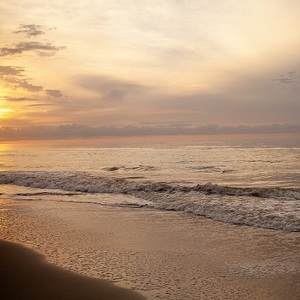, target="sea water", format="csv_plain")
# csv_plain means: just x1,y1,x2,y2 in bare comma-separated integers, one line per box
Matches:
0,134,299,231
